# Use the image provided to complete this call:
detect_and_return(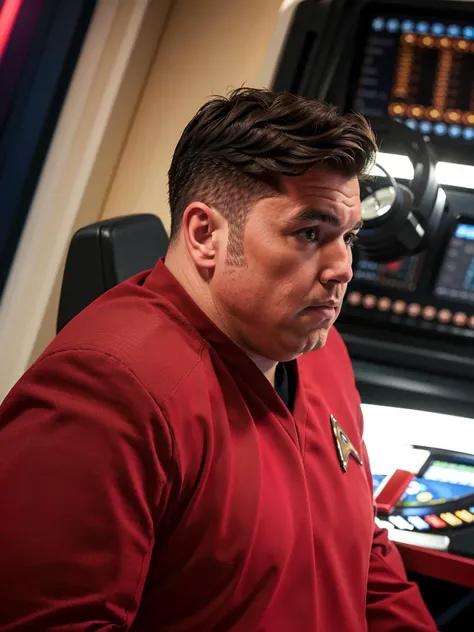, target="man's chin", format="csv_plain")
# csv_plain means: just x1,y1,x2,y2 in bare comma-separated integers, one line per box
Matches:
279,326,331,358
306,328,330,353
247,325,332,363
